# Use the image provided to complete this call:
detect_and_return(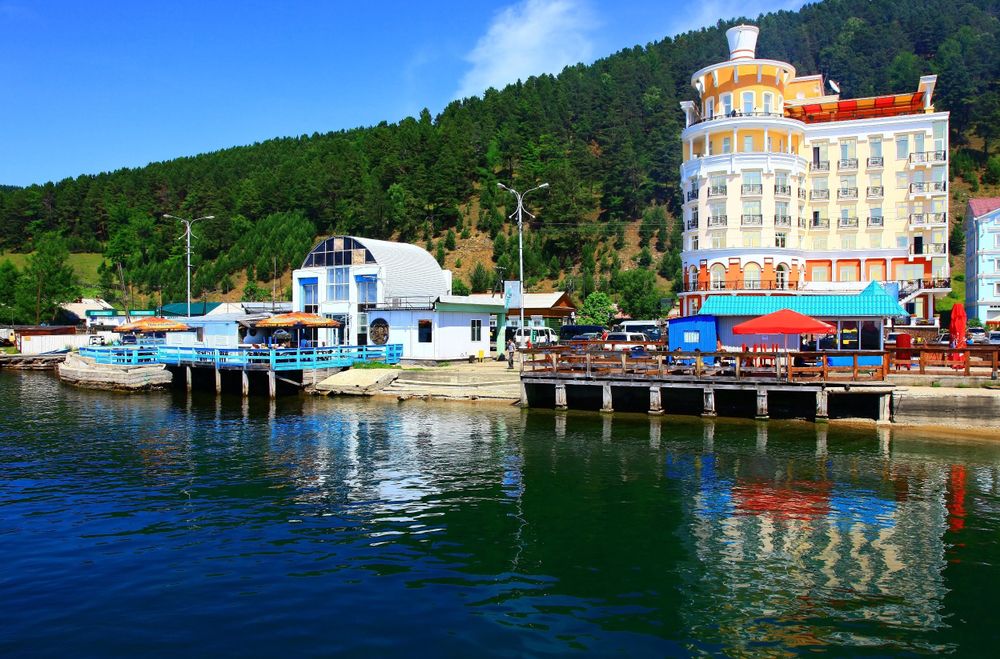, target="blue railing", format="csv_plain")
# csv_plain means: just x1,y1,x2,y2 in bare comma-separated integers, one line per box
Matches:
79,344,403,371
